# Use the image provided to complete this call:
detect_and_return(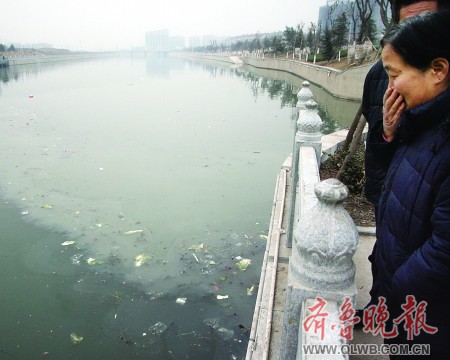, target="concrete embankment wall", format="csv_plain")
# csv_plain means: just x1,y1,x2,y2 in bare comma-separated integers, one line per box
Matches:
243,57,371,101
183,53,373,101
